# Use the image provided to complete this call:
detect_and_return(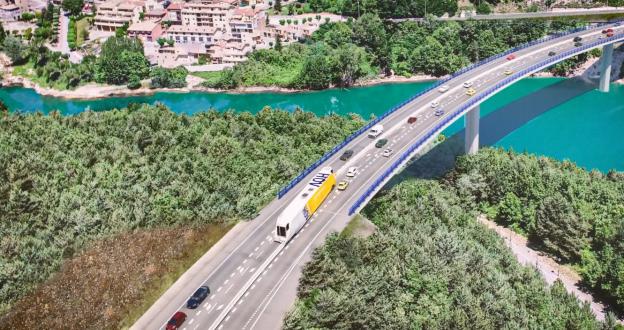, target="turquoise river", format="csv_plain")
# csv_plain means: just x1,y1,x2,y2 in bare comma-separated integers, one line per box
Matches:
1,77,623,172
